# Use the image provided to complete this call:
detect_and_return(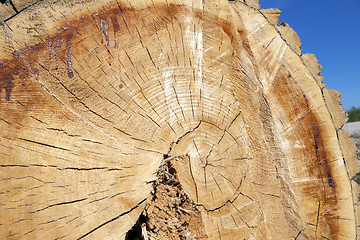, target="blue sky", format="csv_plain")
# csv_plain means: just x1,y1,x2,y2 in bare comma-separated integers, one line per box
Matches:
259,0,360,110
